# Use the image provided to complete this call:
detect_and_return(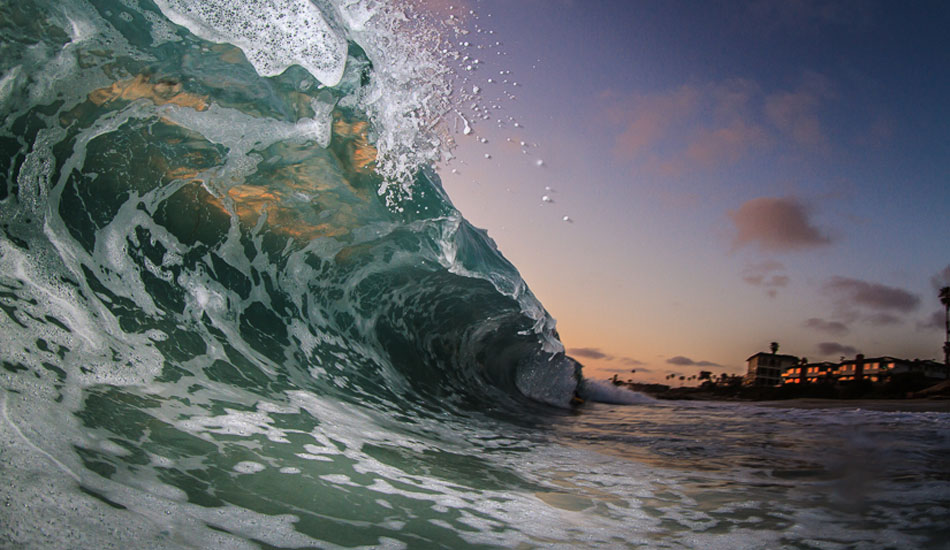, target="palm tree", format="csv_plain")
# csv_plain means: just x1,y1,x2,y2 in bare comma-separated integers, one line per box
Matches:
770,341,779,354
940,286,950,368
